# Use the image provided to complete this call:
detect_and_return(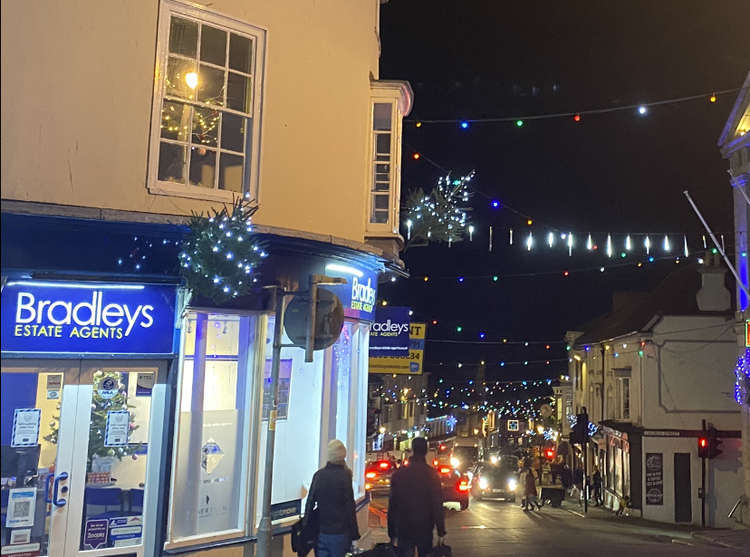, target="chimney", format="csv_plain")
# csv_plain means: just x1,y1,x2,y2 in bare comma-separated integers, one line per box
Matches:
696,253,731,311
